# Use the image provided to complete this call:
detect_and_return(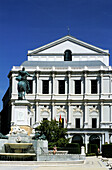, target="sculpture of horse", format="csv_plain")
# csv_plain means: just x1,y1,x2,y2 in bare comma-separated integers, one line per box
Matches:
17,80,27,100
